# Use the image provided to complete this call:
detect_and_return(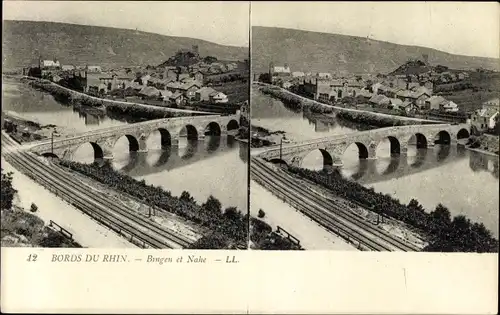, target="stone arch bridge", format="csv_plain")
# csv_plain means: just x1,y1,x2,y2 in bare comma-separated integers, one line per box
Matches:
258,123,471,168
29,114,240,161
